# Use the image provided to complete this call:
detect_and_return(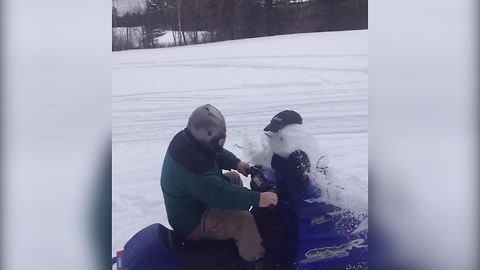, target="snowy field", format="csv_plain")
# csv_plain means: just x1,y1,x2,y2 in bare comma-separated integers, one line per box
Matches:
112,30,368,254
